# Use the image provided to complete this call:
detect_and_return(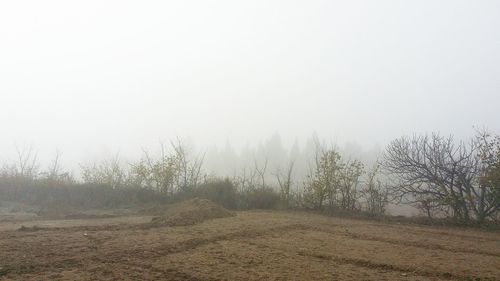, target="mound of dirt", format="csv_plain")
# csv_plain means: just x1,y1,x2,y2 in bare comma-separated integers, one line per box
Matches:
150,198,235,227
